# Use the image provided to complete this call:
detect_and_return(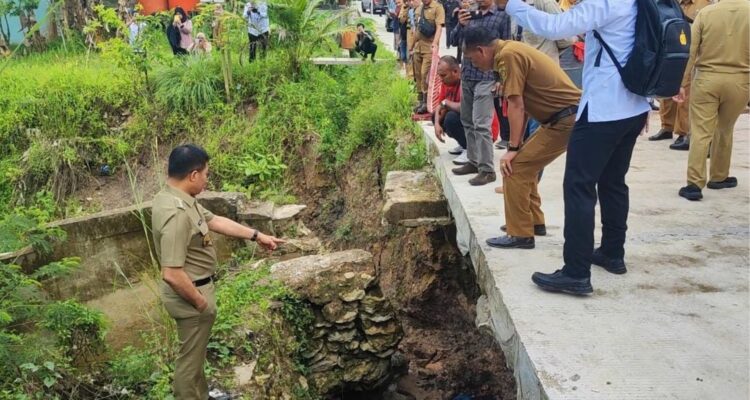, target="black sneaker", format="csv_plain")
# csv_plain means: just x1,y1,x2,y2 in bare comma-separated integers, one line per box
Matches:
531,269,593,295
486,235,535,249
501,224,547,236
669,134,690,151
451,163,479,176
707,177,738,190
591,248,627,275
679,184,703,201
648,129,673,141
469,171,497,186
